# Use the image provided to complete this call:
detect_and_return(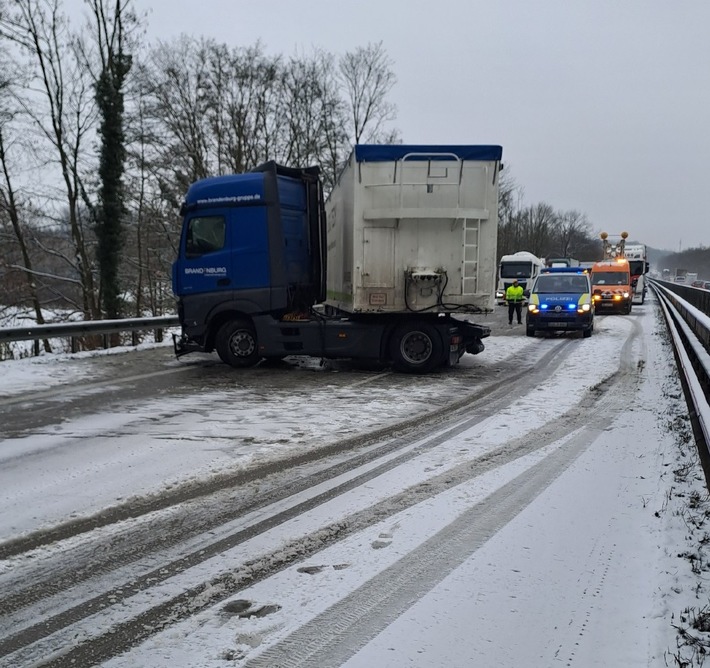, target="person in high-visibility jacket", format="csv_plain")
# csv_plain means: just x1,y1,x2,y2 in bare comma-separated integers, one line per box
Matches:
505,279,525,325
